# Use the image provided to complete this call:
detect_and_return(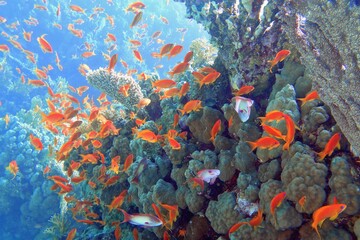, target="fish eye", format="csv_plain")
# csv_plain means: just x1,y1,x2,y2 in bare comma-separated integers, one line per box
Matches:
209,170,212,173
145,221,149,225
340,206,344,209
